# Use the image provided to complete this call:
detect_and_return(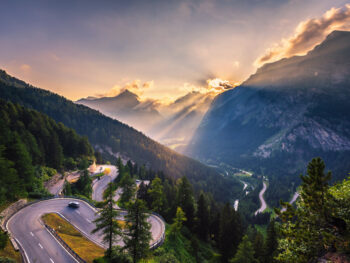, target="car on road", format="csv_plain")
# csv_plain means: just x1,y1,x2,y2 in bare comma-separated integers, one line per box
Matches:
68,201,80,208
